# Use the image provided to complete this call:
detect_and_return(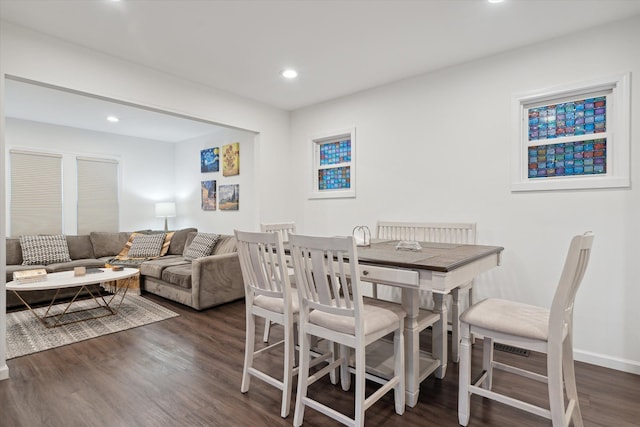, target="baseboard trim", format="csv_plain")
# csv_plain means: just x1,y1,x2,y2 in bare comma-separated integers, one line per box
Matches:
574,349,640,375
0,364,9,381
